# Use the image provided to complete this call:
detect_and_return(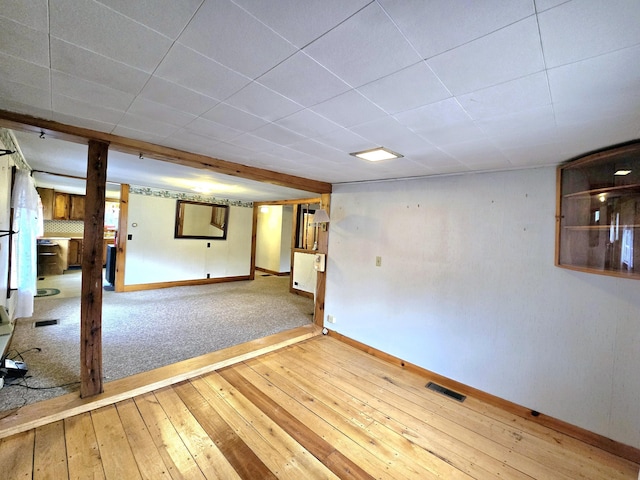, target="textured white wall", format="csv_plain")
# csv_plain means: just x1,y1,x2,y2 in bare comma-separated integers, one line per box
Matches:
325,167,640,448
256,206,283,273
125,195,252,285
